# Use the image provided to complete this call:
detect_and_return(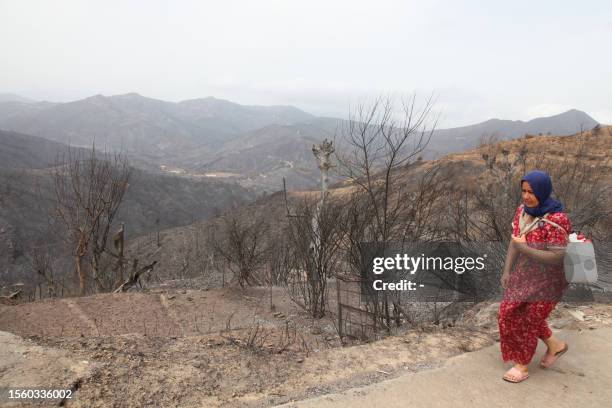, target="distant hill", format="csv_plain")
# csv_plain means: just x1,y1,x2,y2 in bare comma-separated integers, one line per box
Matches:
176,97,315,144
0,93,314,157
0,131,255,284
0,94,206,157
183,121,337,190
425,109,599,158
178,110,599,191
0,130,254,235
0,101,57,122
0,130,90,169
0,93,34,103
